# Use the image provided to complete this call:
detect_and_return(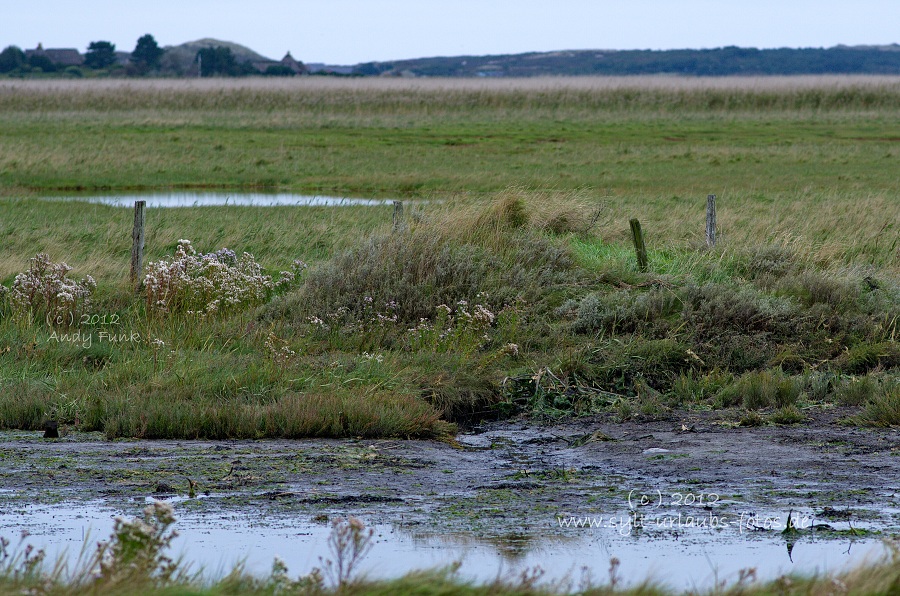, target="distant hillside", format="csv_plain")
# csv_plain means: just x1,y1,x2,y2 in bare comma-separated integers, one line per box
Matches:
352,45,900,77
160,38,274,75
10,39,900,79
